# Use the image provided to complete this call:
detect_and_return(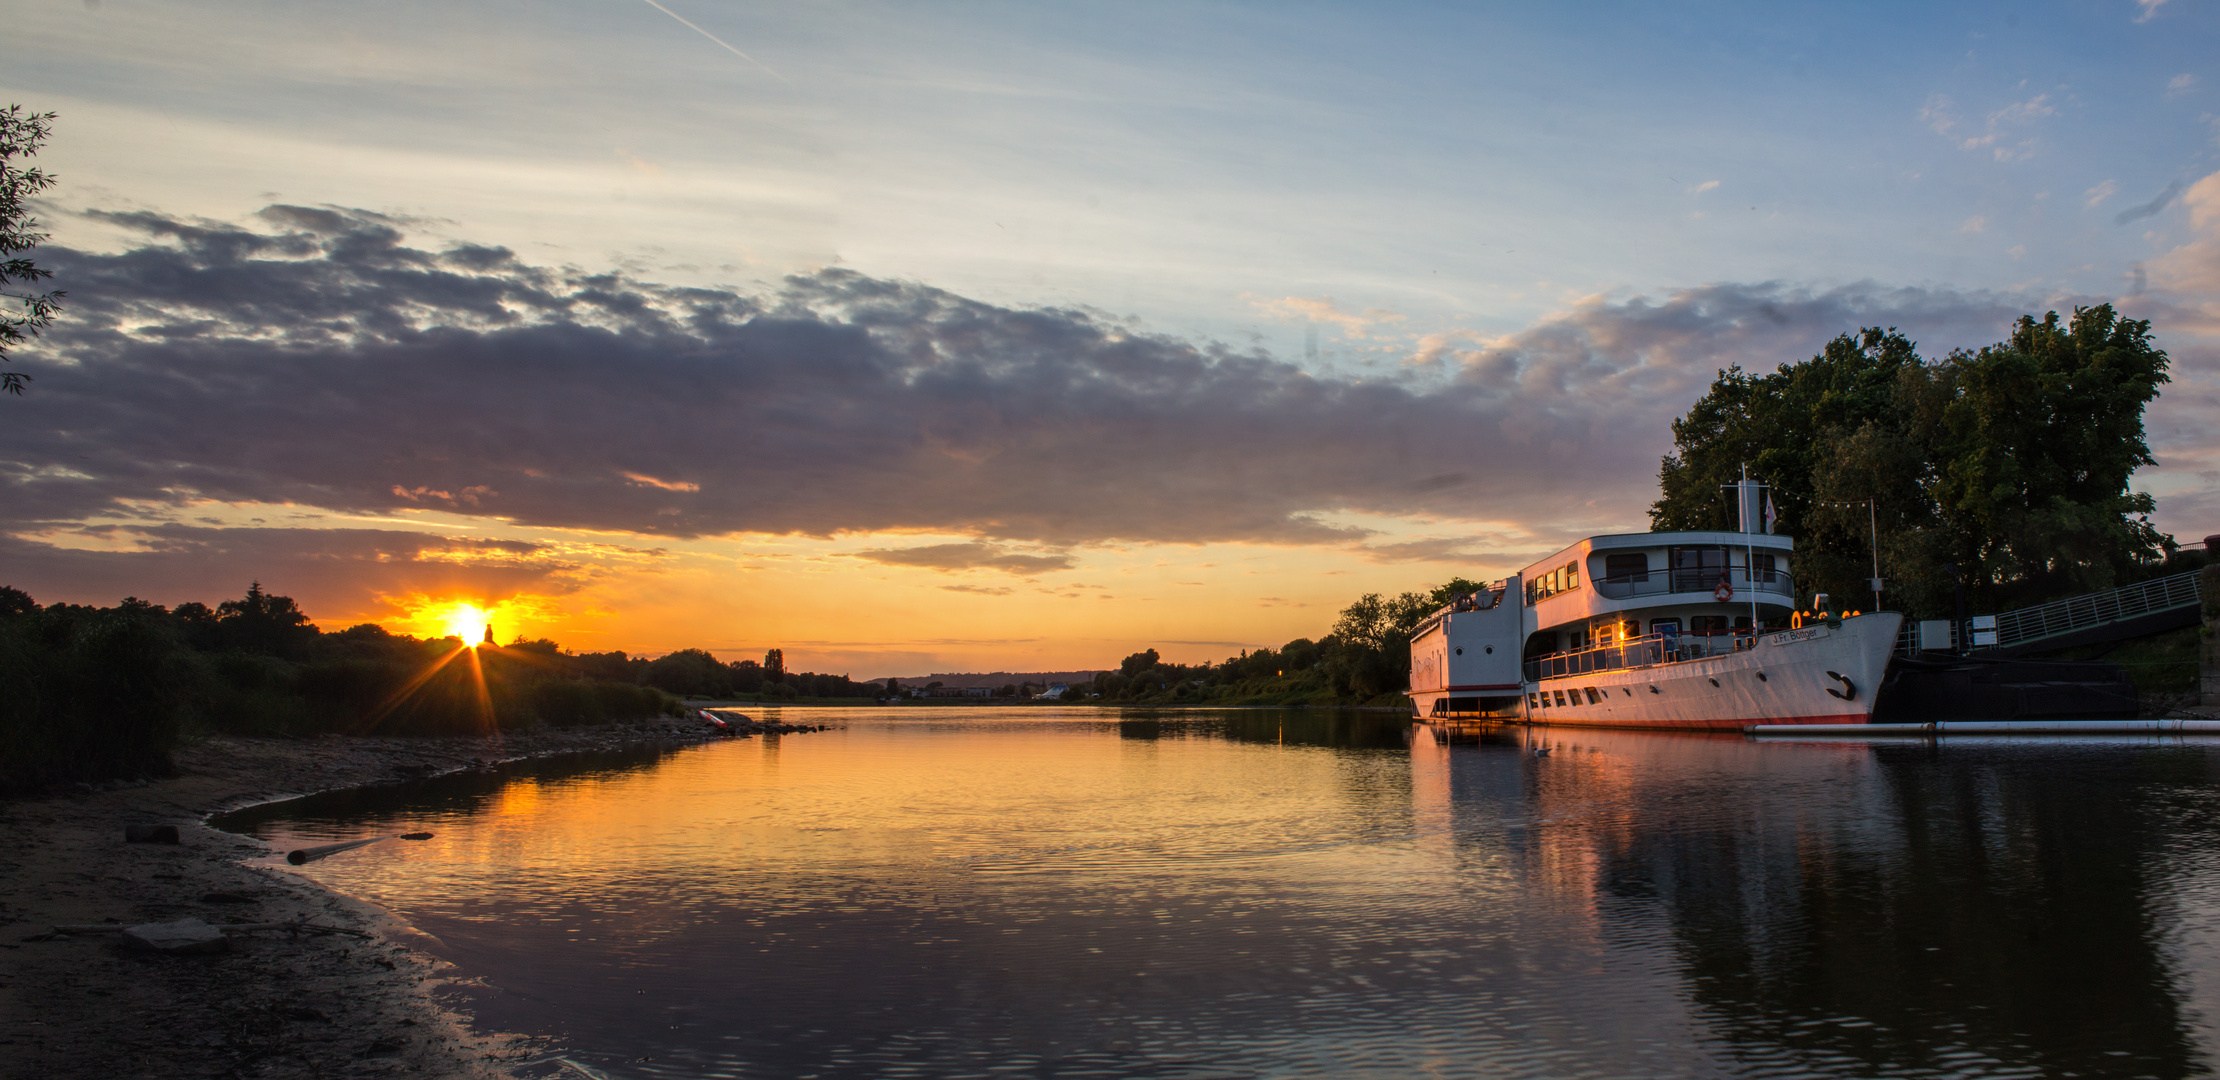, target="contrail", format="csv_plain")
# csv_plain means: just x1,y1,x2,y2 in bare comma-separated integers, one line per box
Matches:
2114,180,2182,226
634,0,790,83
